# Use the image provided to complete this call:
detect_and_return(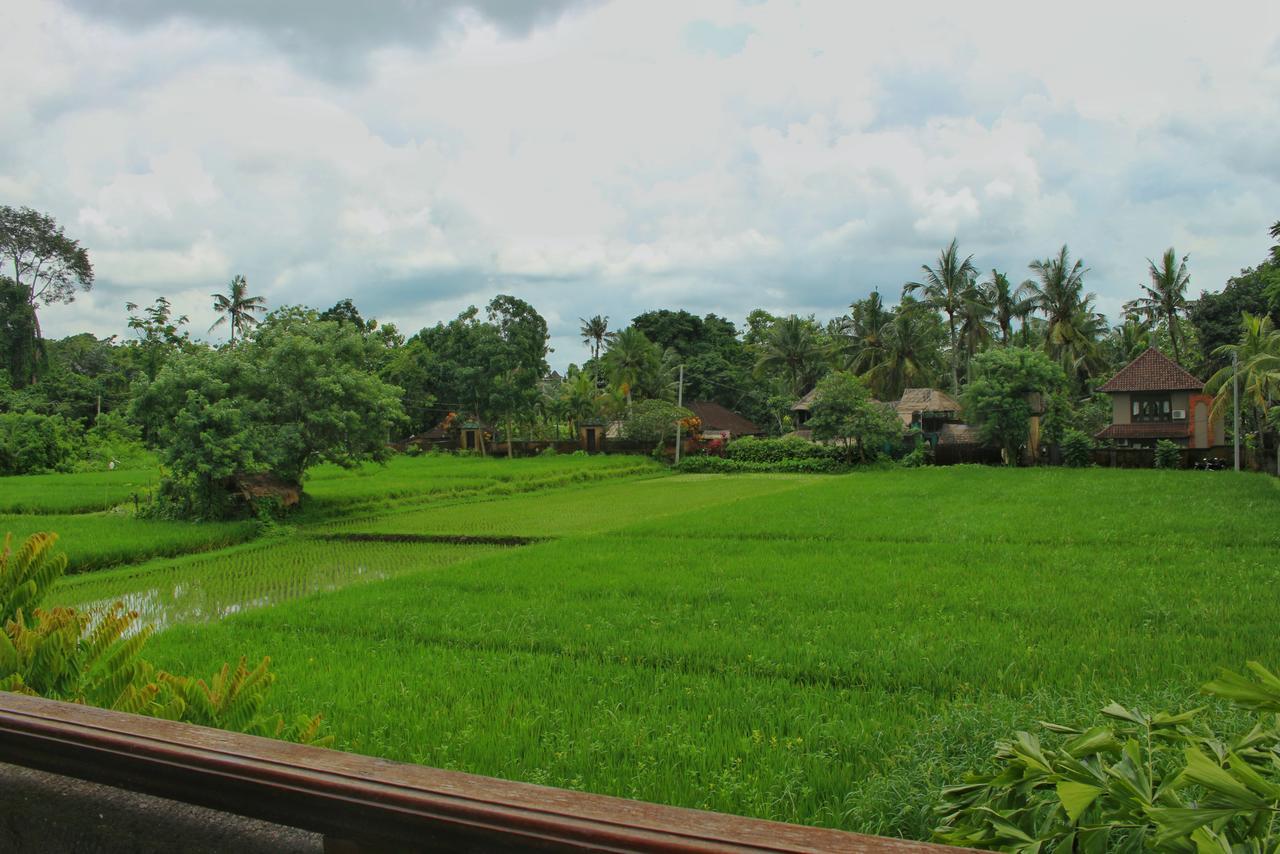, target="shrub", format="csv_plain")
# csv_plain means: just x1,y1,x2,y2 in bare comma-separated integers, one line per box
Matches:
77,412,152,472
1060,429,1093,468
0,411,80,475
725,436,841,465
936,662,1280,851
899,443,929,468
1,531,327,743
677,454,846,474
1154,439,1182,469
